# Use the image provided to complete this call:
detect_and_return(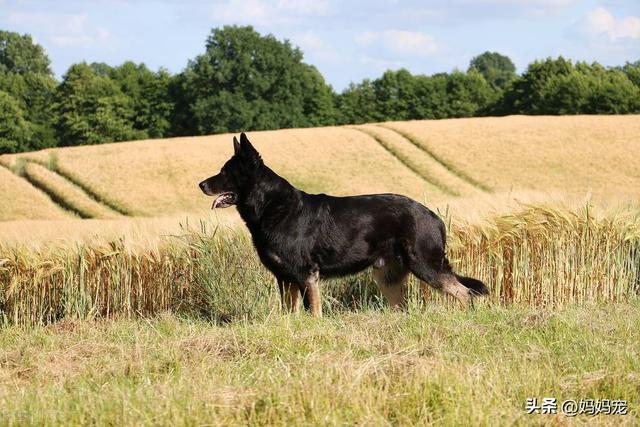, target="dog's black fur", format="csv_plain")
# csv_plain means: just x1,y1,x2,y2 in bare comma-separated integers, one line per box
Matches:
199,133,488,313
